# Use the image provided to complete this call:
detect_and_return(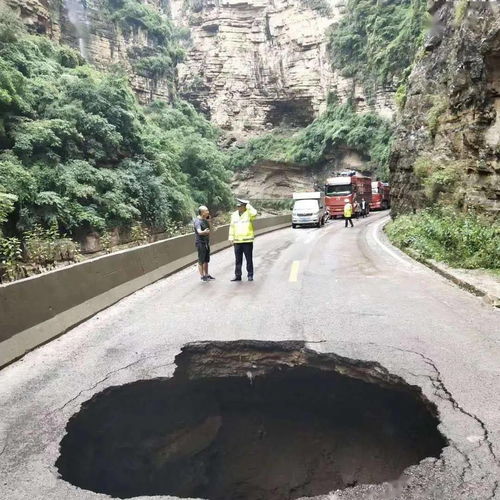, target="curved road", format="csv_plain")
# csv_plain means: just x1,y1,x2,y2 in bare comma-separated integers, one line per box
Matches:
1,212,499,499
